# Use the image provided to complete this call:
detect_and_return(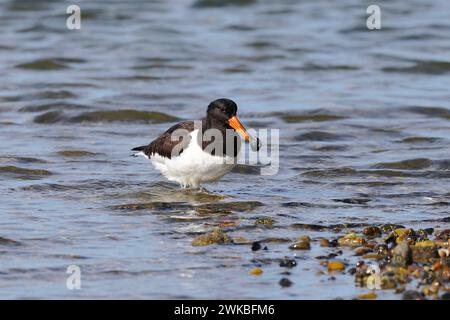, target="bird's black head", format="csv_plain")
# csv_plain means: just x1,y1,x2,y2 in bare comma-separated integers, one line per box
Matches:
207,98,238,124
205,98,261,151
